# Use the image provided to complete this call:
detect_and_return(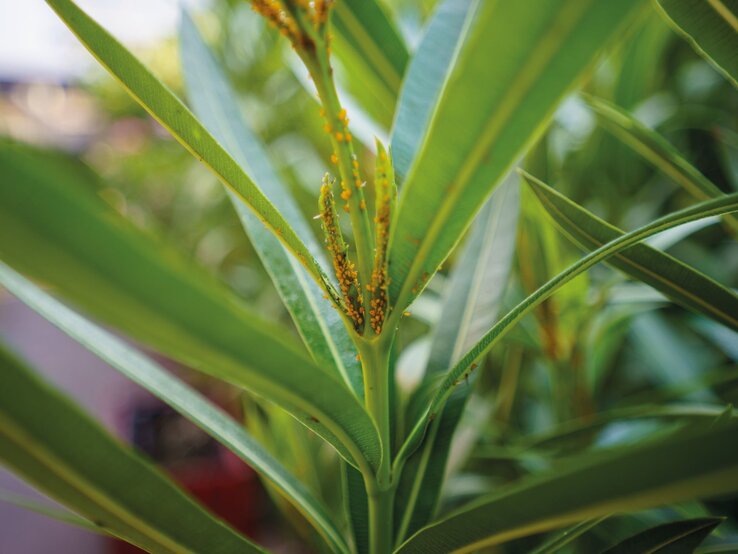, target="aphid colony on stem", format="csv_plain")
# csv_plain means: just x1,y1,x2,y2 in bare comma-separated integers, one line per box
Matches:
250,0,396,337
